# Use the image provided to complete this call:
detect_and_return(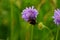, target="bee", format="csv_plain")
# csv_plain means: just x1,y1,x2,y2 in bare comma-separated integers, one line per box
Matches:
28,17,37,25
